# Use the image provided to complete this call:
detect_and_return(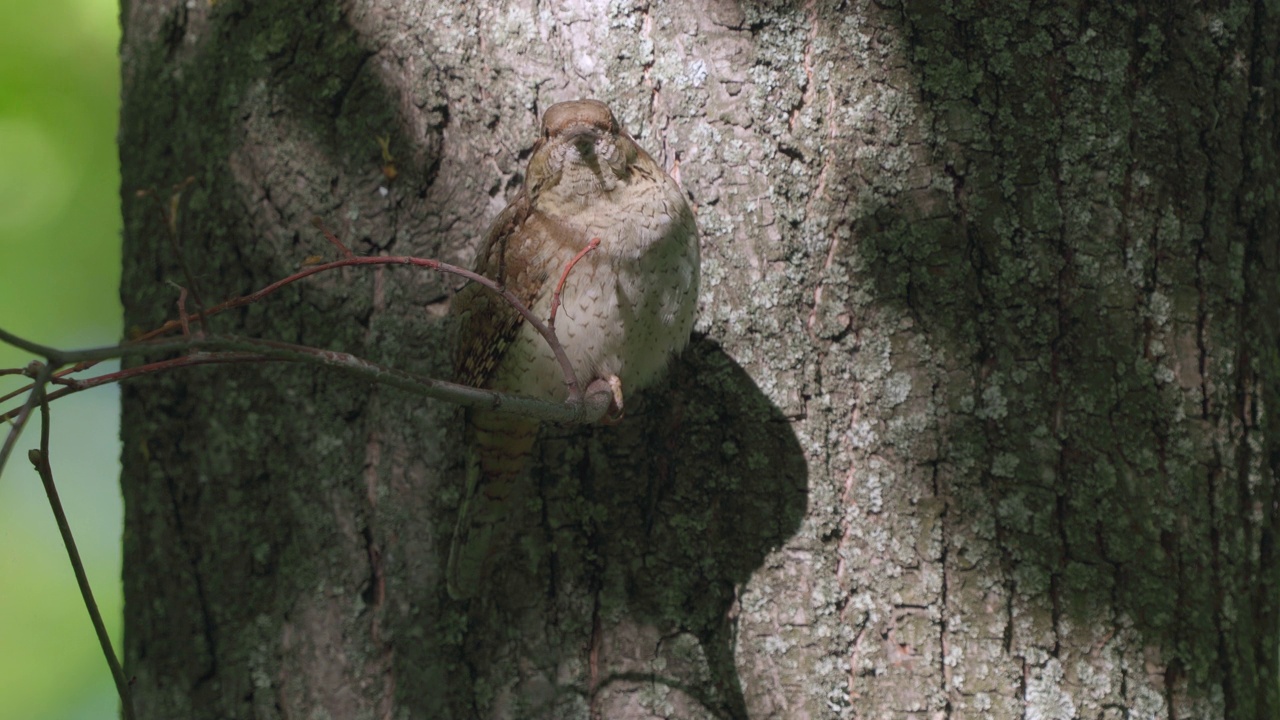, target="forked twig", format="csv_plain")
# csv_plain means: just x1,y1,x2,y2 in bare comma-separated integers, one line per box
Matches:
142,178,208,335
2,251,587,408
0,362,53,476
0,333,613,428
